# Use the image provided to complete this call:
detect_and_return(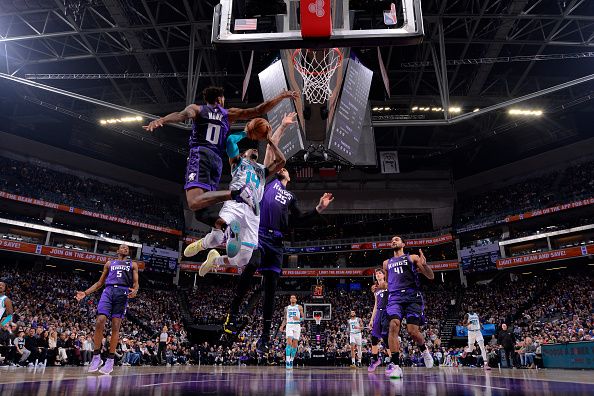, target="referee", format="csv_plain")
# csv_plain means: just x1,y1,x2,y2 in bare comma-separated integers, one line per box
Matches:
224,167,334,352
